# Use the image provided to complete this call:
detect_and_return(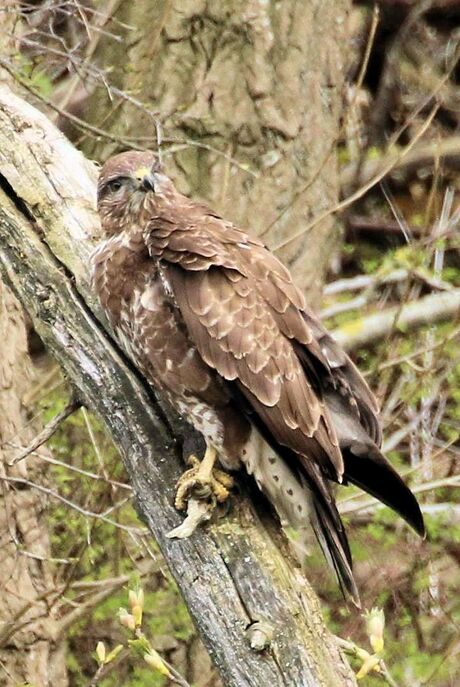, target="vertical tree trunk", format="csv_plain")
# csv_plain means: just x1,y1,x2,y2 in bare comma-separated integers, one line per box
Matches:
0,8,67,686
0,284,67,687
82,0,349,303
